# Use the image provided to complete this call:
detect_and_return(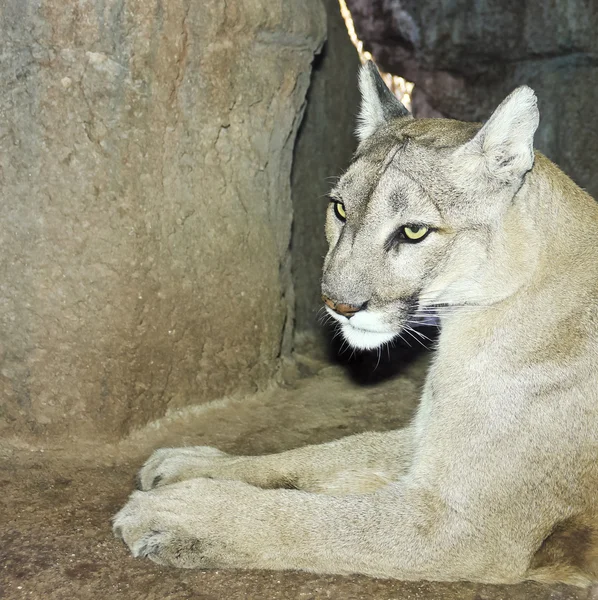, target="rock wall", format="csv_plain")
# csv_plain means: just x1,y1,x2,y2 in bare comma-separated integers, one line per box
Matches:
346,0,598,198
292,0,361,339
0,0,326,442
